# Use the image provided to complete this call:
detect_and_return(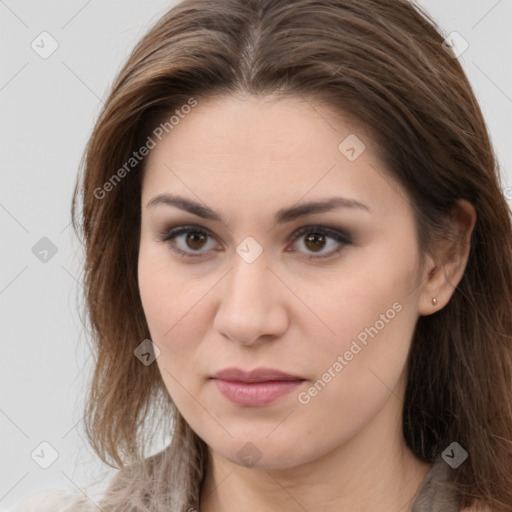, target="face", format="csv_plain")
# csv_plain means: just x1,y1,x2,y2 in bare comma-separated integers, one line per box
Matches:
138,93,426,469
